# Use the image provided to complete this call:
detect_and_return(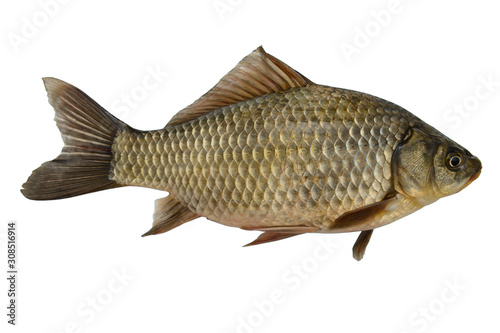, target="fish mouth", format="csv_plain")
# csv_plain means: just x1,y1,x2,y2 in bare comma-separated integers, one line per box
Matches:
457,166,482,193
